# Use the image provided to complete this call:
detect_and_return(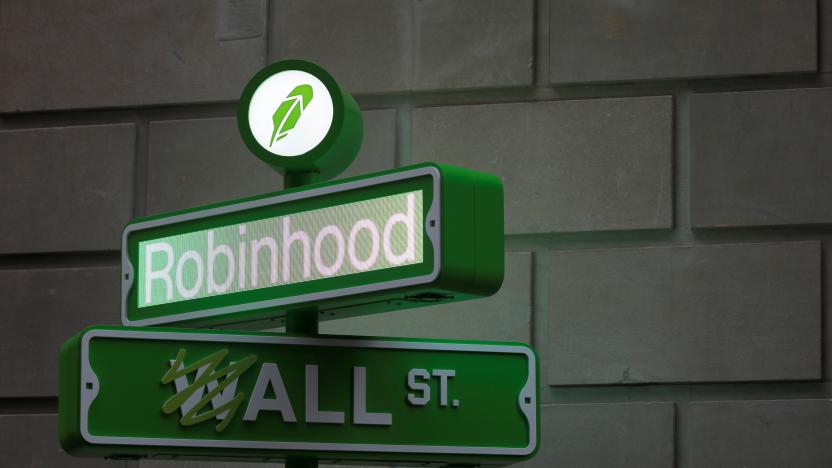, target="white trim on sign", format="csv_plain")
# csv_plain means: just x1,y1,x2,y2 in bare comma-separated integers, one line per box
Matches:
79,328,537,456
121,167,442,327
